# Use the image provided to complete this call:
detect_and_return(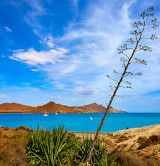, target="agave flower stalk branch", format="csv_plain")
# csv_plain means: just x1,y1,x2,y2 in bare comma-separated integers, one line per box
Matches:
85,17,149,164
